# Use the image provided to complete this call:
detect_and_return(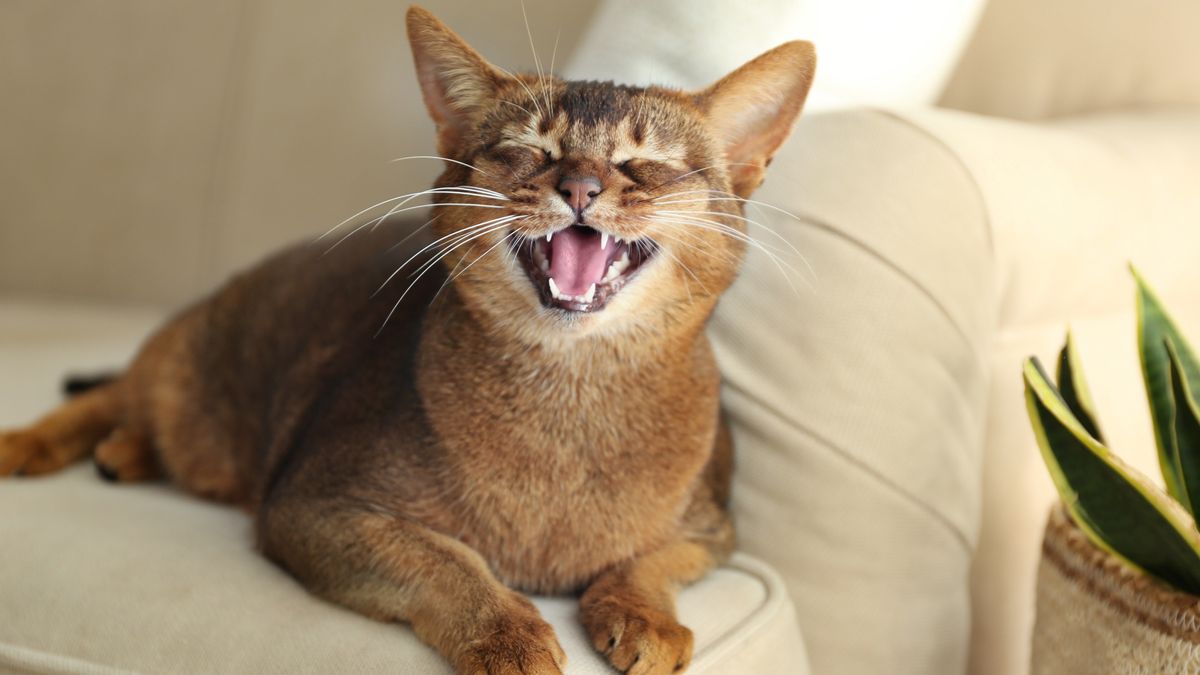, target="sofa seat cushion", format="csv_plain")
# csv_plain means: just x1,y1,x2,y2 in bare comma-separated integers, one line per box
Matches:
0,297,809,674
